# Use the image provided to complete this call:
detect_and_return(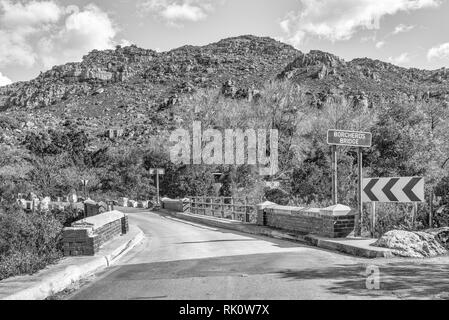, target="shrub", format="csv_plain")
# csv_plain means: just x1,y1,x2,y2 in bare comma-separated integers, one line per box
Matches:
52,206,85,227
433,206,449,228
264,188,290,206
0,250,61,281
0,208,63,280
435,176,449,206
362,202,430,237
0,115,20,130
